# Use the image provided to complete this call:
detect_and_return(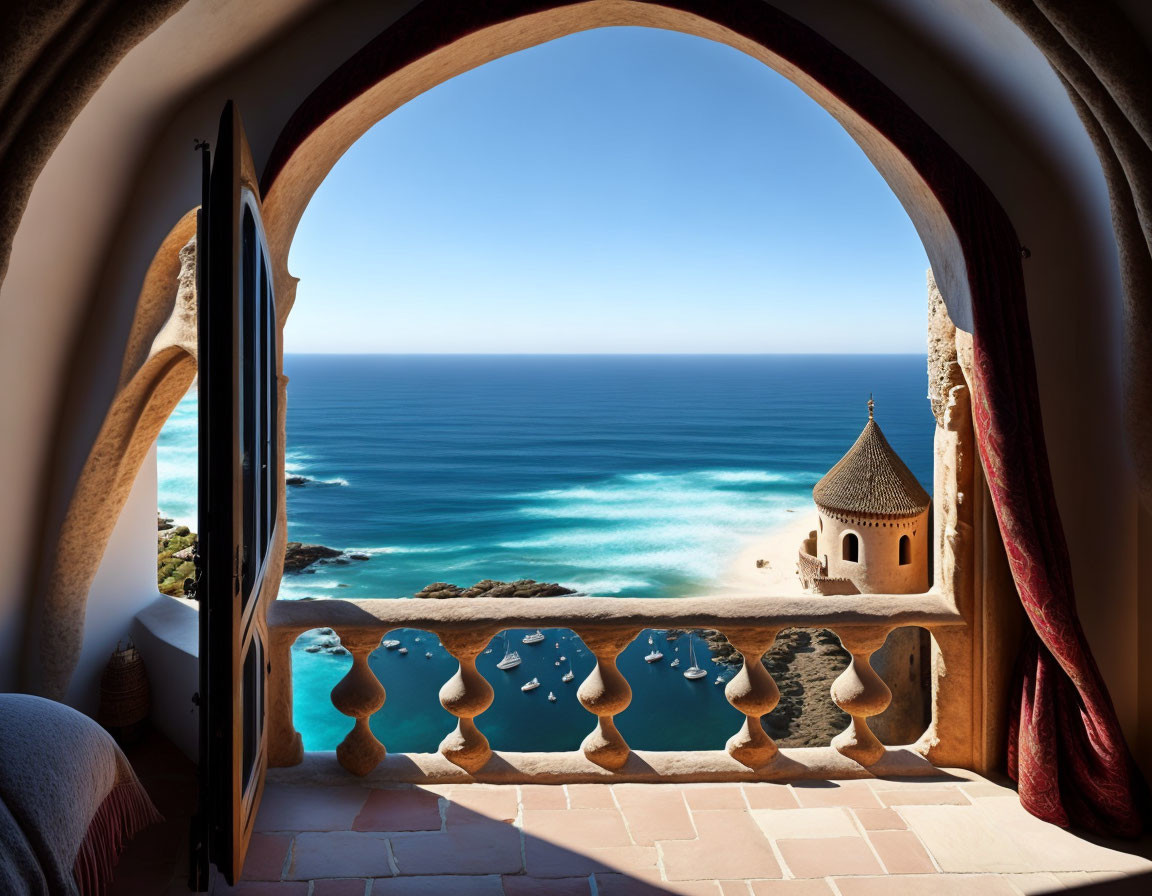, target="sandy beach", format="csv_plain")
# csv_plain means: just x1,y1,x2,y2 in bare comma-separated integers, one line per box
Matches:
716,510,815,596
710,506,853,746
